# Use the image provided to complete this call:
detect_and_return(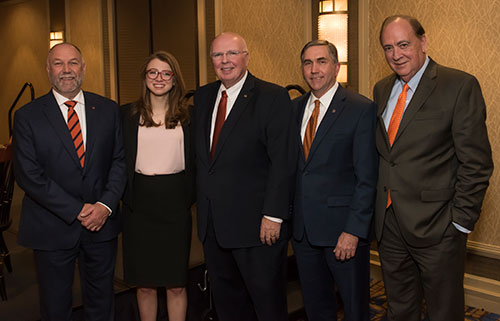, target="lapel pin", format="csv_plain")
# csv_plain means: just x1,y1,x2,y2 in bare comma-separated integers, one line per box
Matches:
92,106,96,110
332,109,336,113
243,94,248,98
